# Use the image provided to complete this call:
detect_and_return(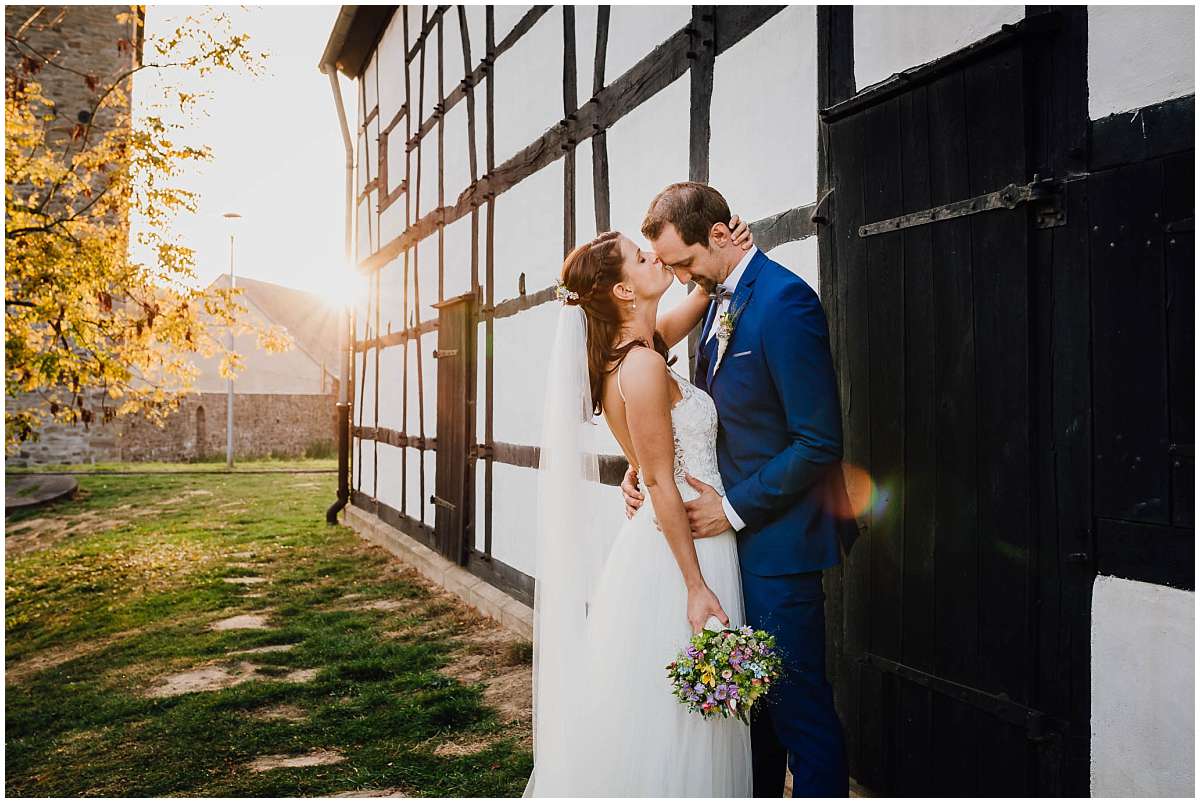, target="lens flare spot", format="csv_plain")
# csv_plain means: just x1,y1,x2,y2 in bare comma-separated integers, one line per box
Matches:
839,462,877,520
